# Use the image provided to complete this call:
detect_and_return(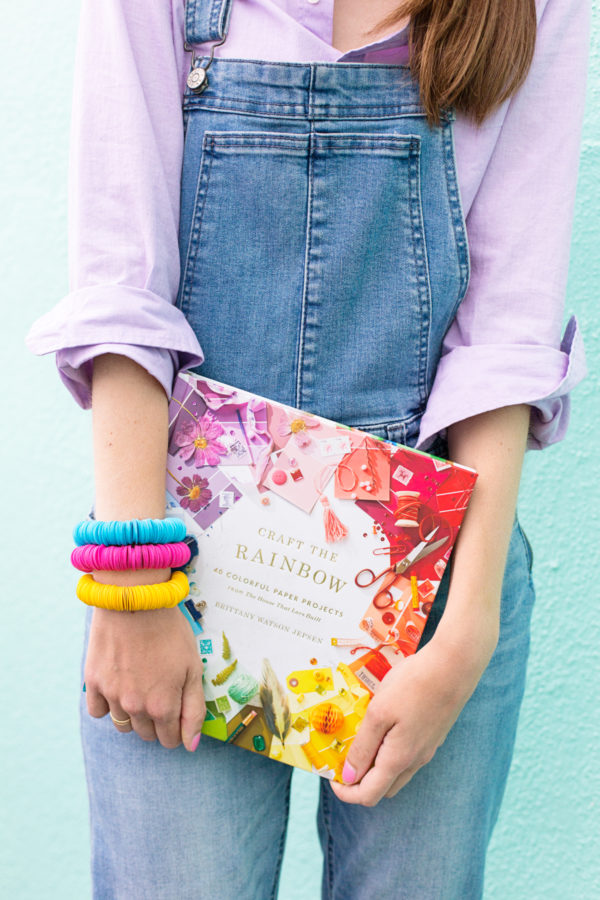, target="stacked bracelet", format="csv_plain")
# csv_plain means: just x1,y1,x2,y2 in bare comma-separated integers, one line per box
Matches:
76,570,190,612
71,542,191,572
73,517,186,547
72,517,193,611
